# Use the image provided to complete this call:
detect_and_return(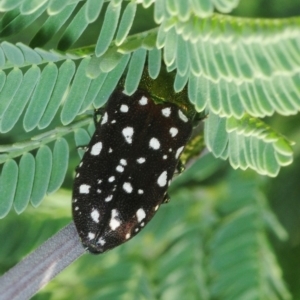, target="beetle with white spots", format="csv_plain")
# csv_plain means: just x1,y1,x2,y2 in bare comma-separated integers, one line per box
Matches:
72,89,192,254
